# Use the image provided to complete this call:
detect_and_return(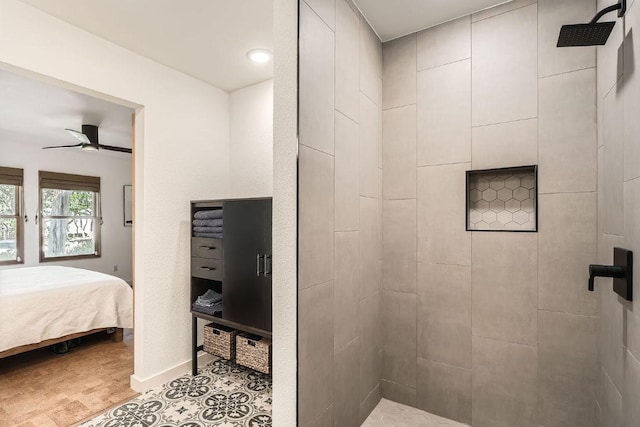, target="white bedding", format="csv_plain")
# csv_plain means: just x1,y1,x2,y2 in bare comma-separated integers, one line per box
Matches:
0,266,133,352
